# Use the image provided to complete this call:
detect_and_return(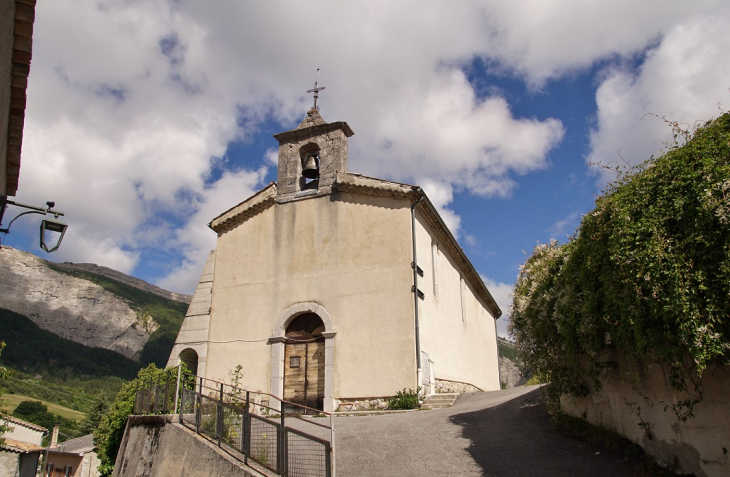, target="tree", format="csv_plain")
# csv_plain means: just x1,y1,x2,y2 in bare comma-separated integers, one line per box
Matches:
94,364,169,476
80,394,109,435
